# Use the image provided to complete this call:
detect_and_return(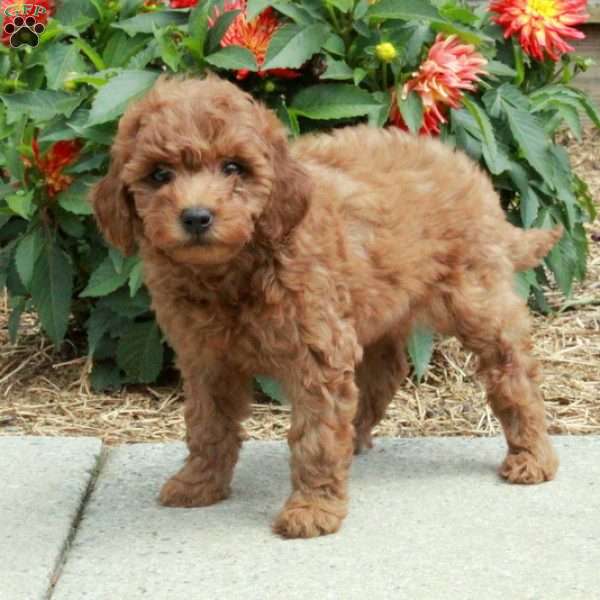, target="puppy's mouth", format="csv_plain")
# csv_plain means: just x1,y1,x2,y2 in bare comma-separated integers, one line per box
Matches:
182,236,212,247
